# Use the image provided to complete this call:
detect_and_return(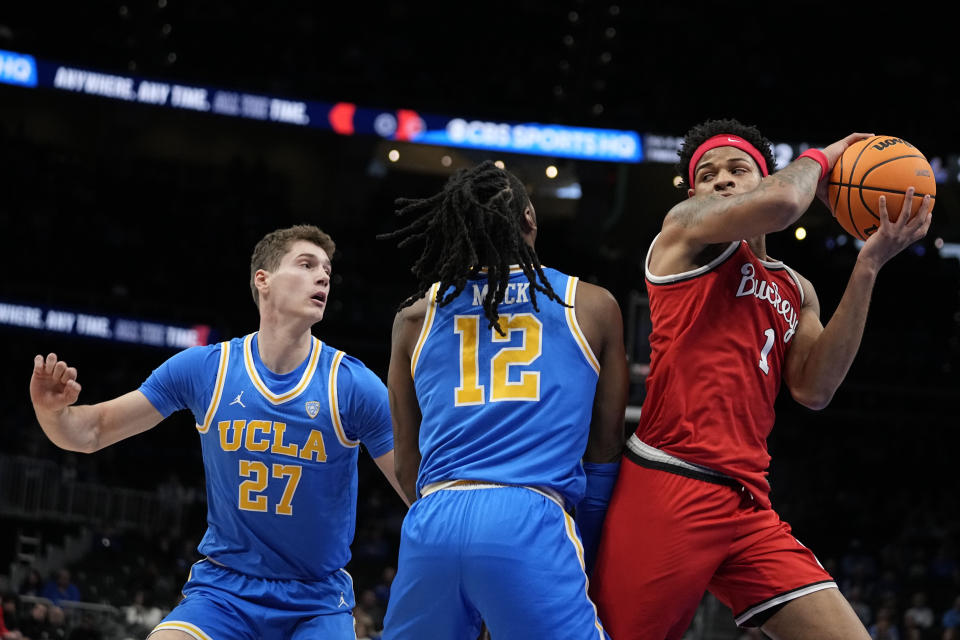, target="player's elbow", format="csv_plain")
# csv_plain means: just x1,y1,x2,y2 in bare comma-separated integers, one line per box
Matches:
75,438,102,455
59,428,102,454
395,462,417,498
47,433,99,455
790,385,833,411
395,467,413,491
39,416,101,454
767,192,808,232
